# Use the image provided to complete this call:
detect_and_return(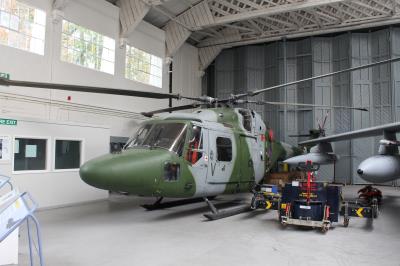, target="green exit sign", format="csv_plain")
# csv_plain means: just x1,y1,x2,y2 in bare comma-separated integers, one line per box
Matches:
0,118,17,126
0,72,10,79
